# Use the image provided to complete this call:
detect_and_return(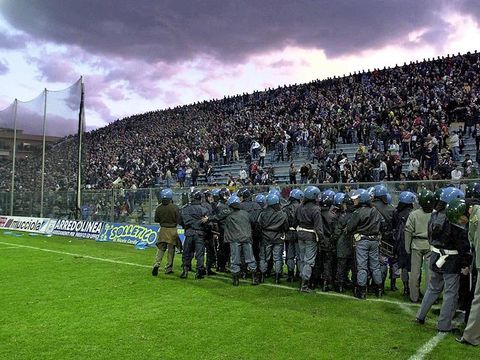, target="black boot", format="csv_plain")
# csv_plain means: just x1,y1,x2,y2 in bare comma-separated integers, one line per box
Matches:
260,272,266,283
300,279,313,293
232,274,240,286
275,273,281,284
252,273,259,286
336,283,345,293
403,281,410,297
390,278,398,291
287,270,294,283
151,266,159,277
180,266,188,279
375,284,384,298
206,268,217,276
356,286,366,300
322,280,331,292
195,270,204,280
